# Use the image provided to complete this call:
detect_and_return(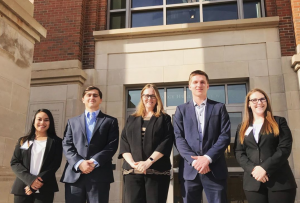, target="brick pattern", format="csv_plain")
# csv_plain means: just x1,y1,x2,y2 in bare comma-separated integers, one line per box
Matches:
33,0,86,63
291,0,300,47
265,0,296,56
